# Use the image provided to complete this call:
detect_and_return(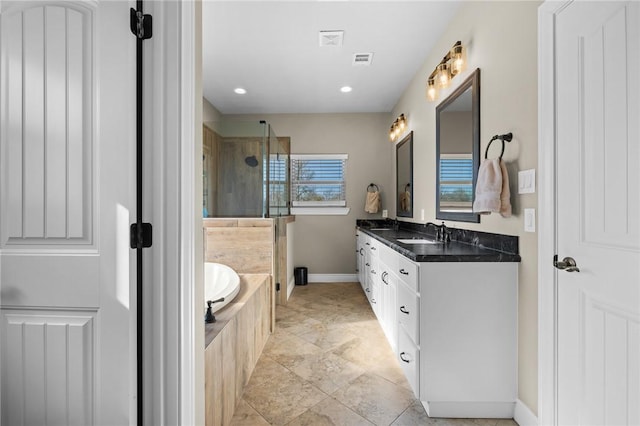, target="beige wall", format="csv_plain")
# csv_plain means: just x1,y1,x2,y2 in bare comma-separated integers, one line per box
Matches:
223,113,392,274
203,97,222,124
391,1,541,414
